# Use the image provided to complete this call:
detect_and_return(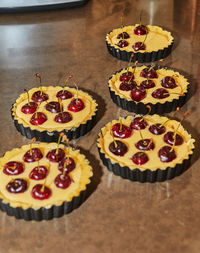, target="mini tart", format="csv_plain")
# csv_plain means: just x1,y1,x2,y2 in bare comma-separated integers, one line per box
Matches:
106,24,174,62
108,66,189,114
0,142,93,220
97,115,195,182
11,86,98,142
